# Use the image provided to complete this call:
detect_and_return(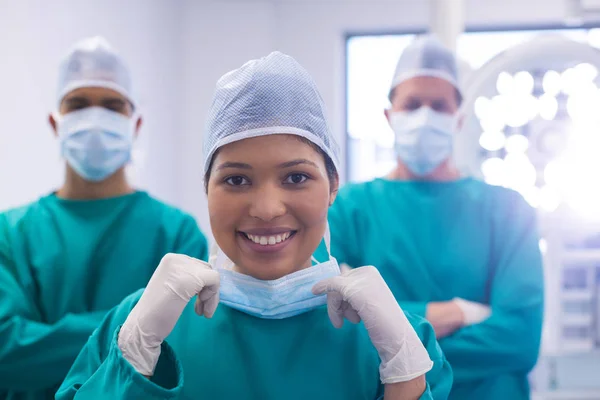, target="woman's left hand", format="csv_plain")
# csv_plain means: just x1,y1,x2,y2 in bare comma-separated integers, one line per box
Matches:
313,266,433,384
